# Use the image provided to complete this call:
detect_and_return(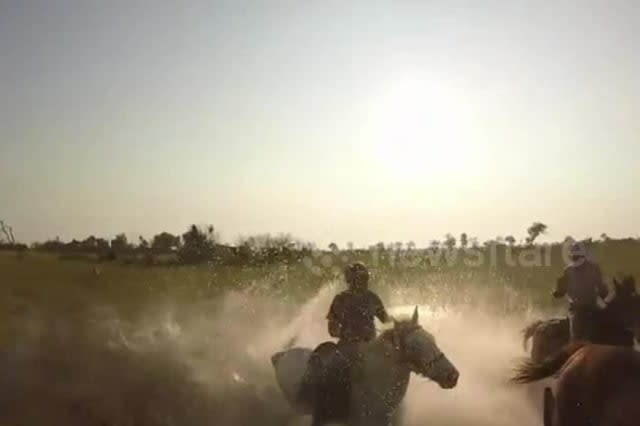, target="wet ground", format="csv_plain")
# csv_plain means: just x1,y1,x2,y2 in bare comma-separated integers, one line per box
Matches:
0,286,547,426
